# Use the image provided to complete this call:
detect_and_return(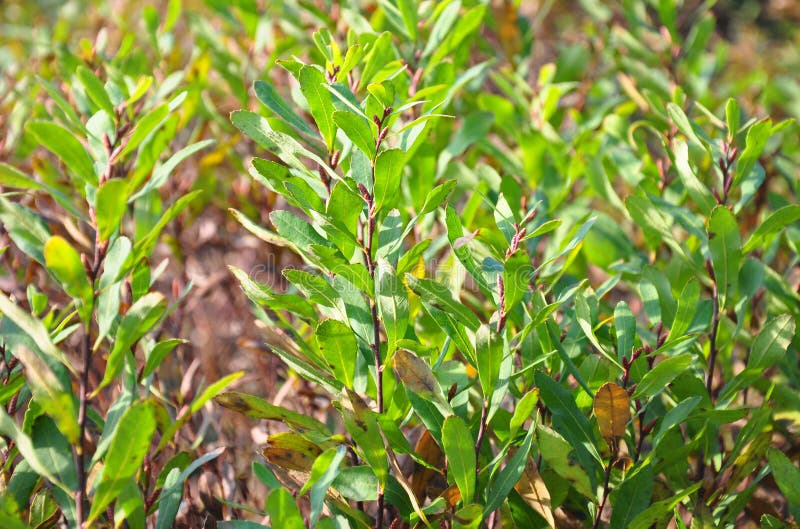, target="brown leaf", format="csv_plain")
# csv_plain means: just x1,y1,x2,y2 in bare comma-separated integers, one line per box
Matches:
593,382,631,440
410,430,445,502
515,457,555,529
